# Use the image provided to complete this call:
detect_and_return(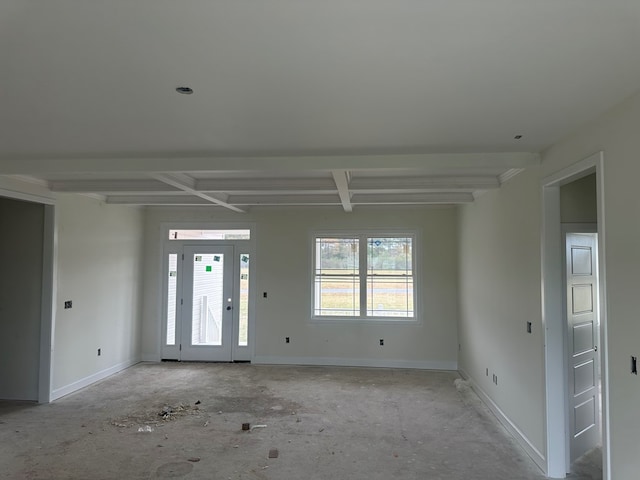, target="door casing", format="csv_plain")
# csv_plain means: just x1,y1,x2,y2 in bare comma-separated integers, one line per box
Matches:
541,152,610,479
